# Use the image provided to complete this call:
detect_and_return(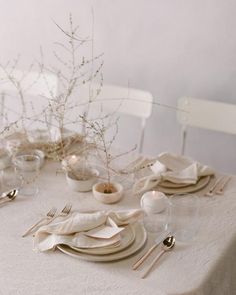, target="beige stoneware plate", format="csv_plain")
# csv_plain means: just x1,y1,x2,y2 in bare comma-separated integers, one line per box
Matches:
156,175,211,194
70,225,135,255
158,180,192,188
57,223,147,262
